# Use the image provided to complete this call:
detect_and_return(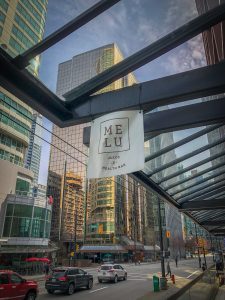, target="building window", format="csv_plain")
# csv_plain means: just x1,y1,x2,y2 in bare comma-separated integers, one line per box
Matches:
0,110,30,137
14,14,39,43
0,11,5,24
0,0,8,13
16,3,44,36
16,179,30,194
2,203,51,239
0,149,23,166
0,92,32,119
